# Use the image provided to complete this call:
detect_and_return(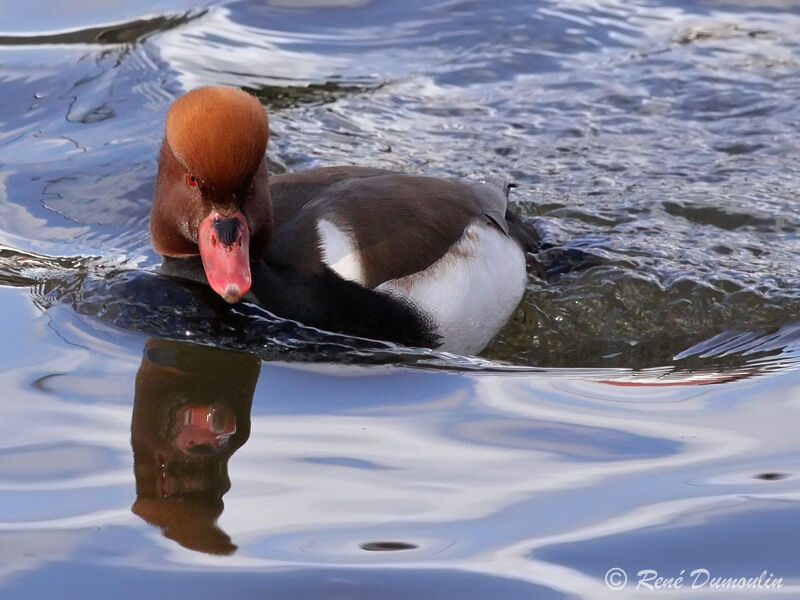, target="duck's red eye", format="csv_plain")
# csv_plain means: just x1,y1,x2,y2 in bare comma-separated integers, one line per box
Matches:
187,174,197,187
